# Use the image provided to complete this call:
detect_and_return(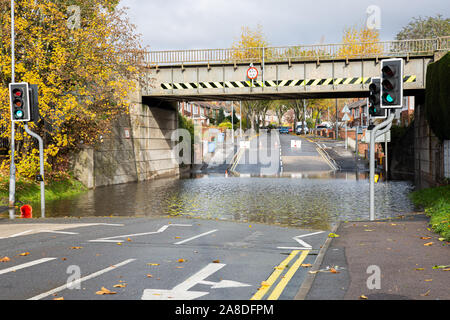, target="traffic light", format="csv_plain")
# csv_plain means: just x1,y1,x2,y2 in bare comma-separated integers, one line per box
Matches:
28,84,40,124
368,77,386,119
381,58,403,108
9,83,31,122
